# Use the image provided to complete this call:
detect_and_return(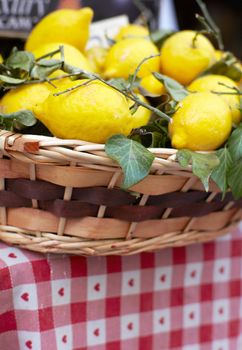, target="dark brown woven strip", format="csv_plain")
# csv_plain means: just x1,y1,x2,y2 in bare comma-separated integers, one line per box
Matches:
146,191,208,206
0,190,31,207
